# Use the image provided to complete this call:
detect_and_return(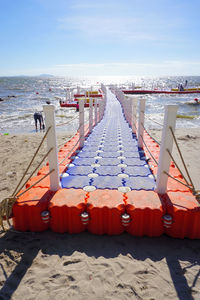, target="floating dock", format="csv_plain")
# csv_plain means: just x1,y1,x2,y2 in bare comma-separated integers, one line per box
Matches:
12,89,200,238
123,89,200,94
